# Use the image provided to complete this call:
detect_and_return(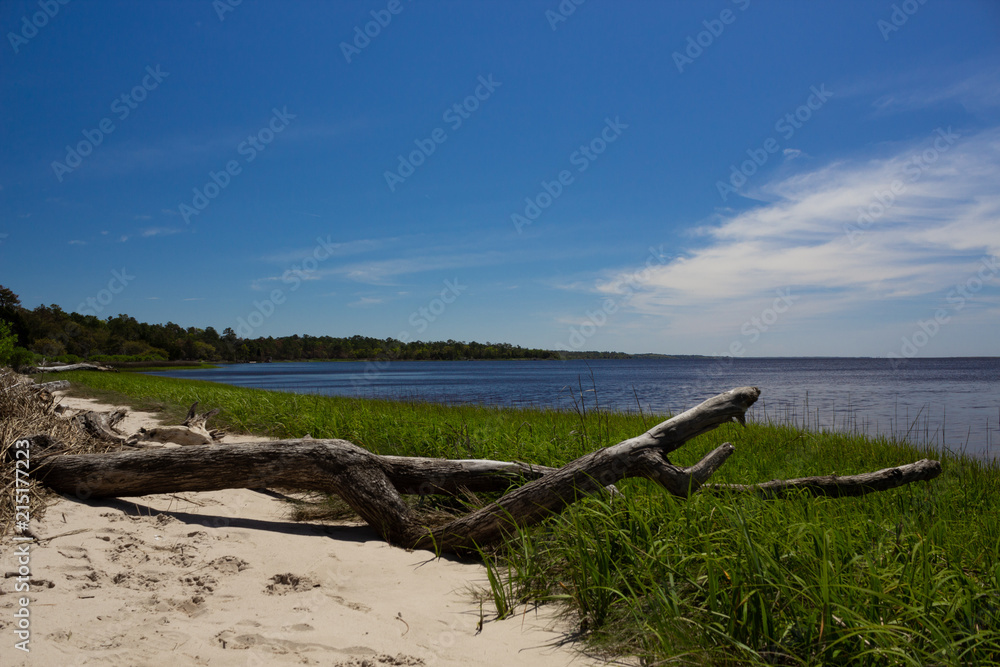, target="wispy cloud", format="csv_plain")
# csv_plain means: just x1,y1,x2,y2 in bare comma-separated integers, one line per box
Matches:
348,296,385,307
593,126,1000,322
840,60,1000,117
334,249,518,285
248,237,397,290
141,227,183,237
250,271,325,291
74,118,369,178
249,230,611,291
260,237,392,264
